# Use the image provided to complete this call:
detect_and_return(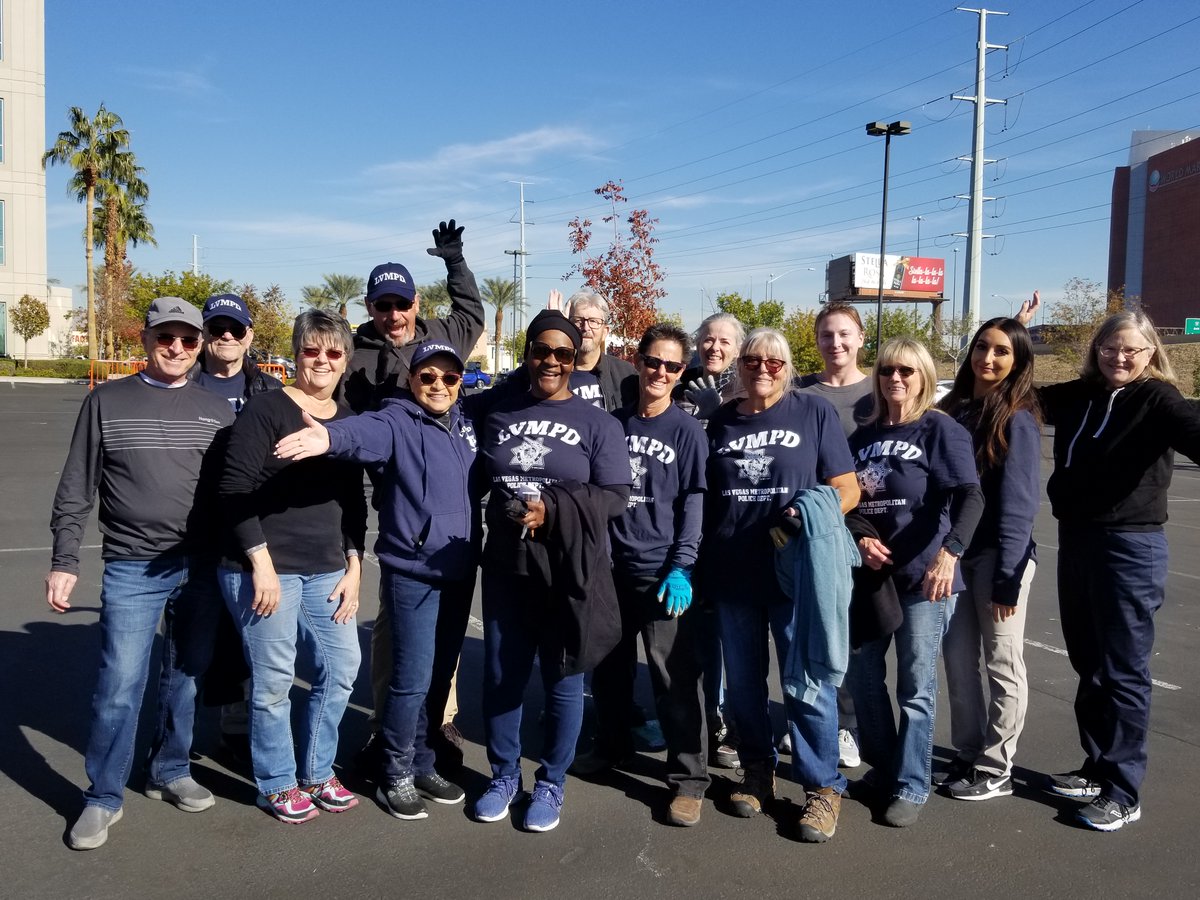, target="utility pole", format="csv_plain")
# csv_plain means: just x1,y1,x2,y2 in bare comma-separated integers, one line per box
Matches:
509,182,532,333
953,7,1007,331
192,235,200,275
